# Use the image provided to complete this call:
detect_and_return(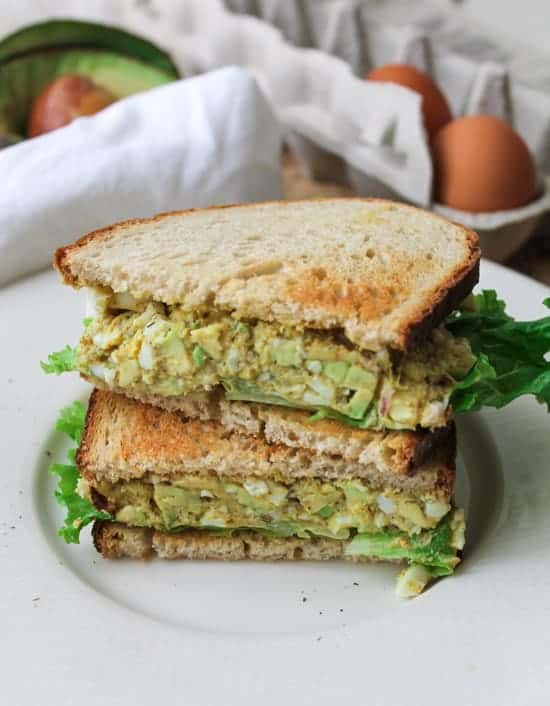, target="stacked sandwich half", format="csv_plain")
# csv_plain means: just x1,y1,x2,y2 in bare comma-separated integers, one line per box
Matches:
49,199,481,596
